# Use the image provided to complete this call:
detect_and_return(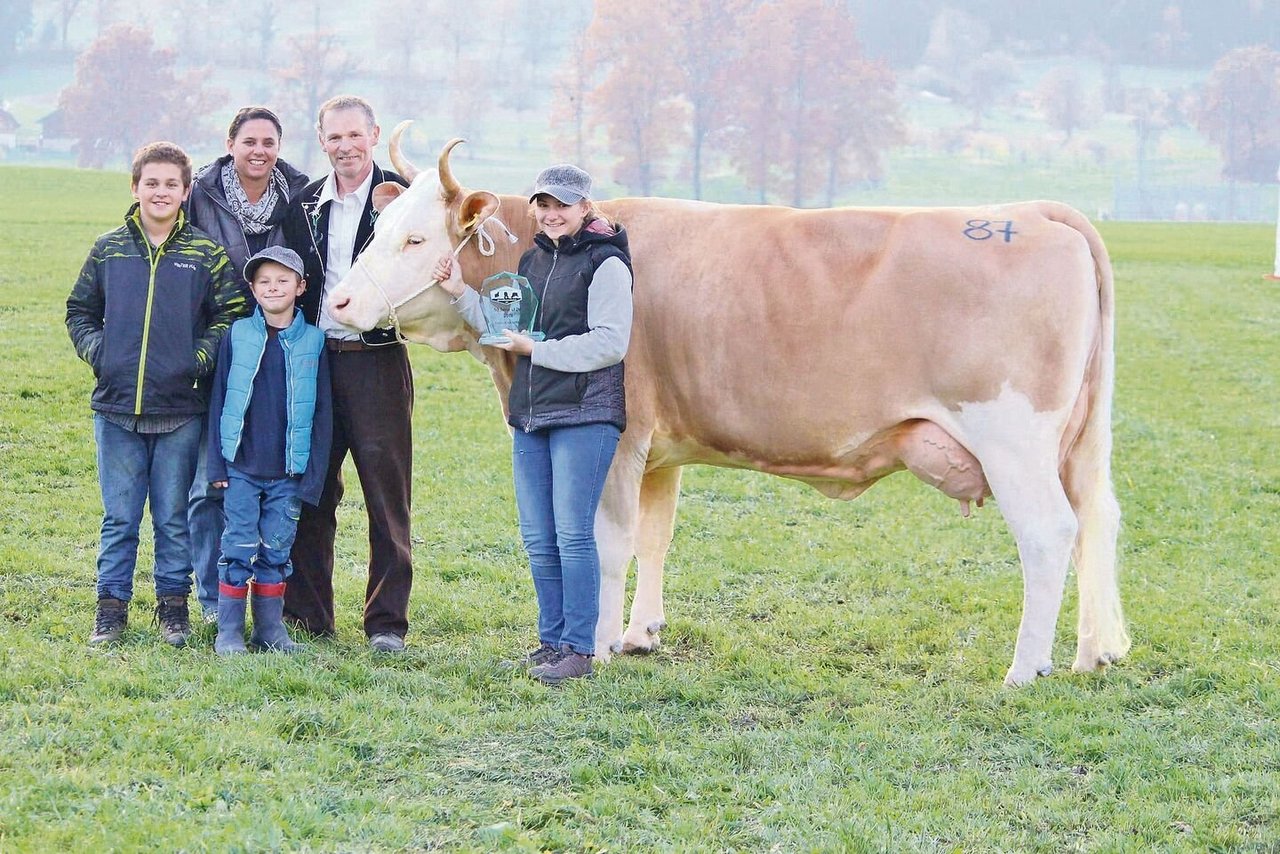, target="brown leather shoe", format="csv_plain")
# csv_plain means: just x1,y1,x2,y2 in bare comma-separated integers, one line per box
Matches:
530,646,593,684
501,642,560,671
89,596,128,645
